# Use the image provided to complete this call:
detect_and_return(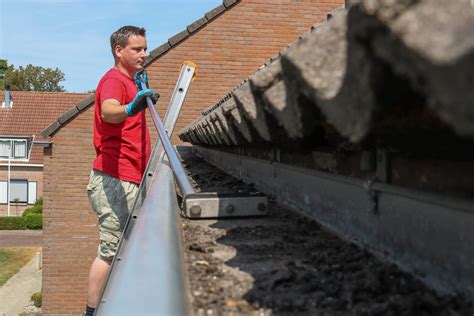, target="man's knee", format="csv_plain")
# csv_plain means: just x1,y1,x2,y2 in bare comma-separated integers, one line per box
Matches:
98,232,120,262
